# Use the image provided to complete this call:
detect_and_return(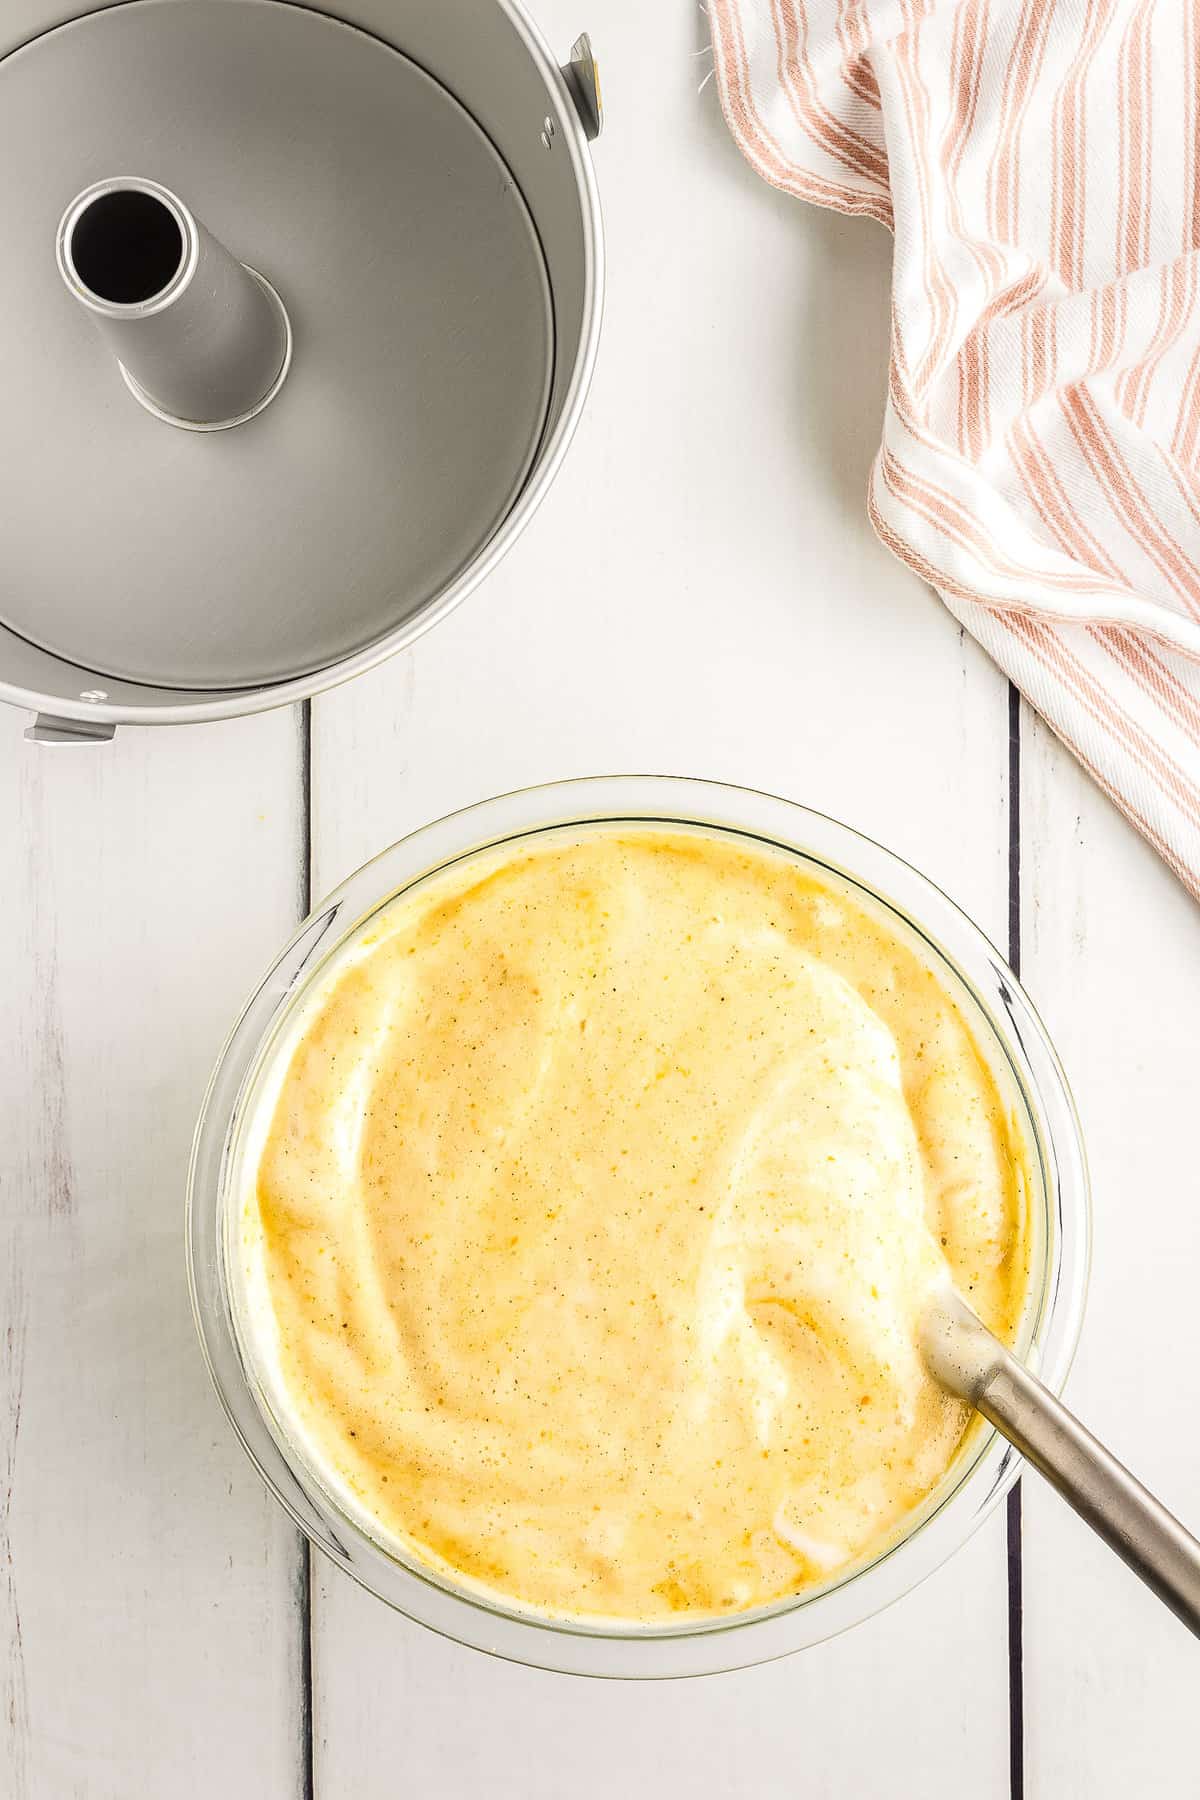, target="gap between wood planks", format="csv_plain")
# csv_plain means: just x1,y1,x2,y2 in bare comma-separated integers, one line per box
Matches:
1007,680,1024,1800
298,697,315,1800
